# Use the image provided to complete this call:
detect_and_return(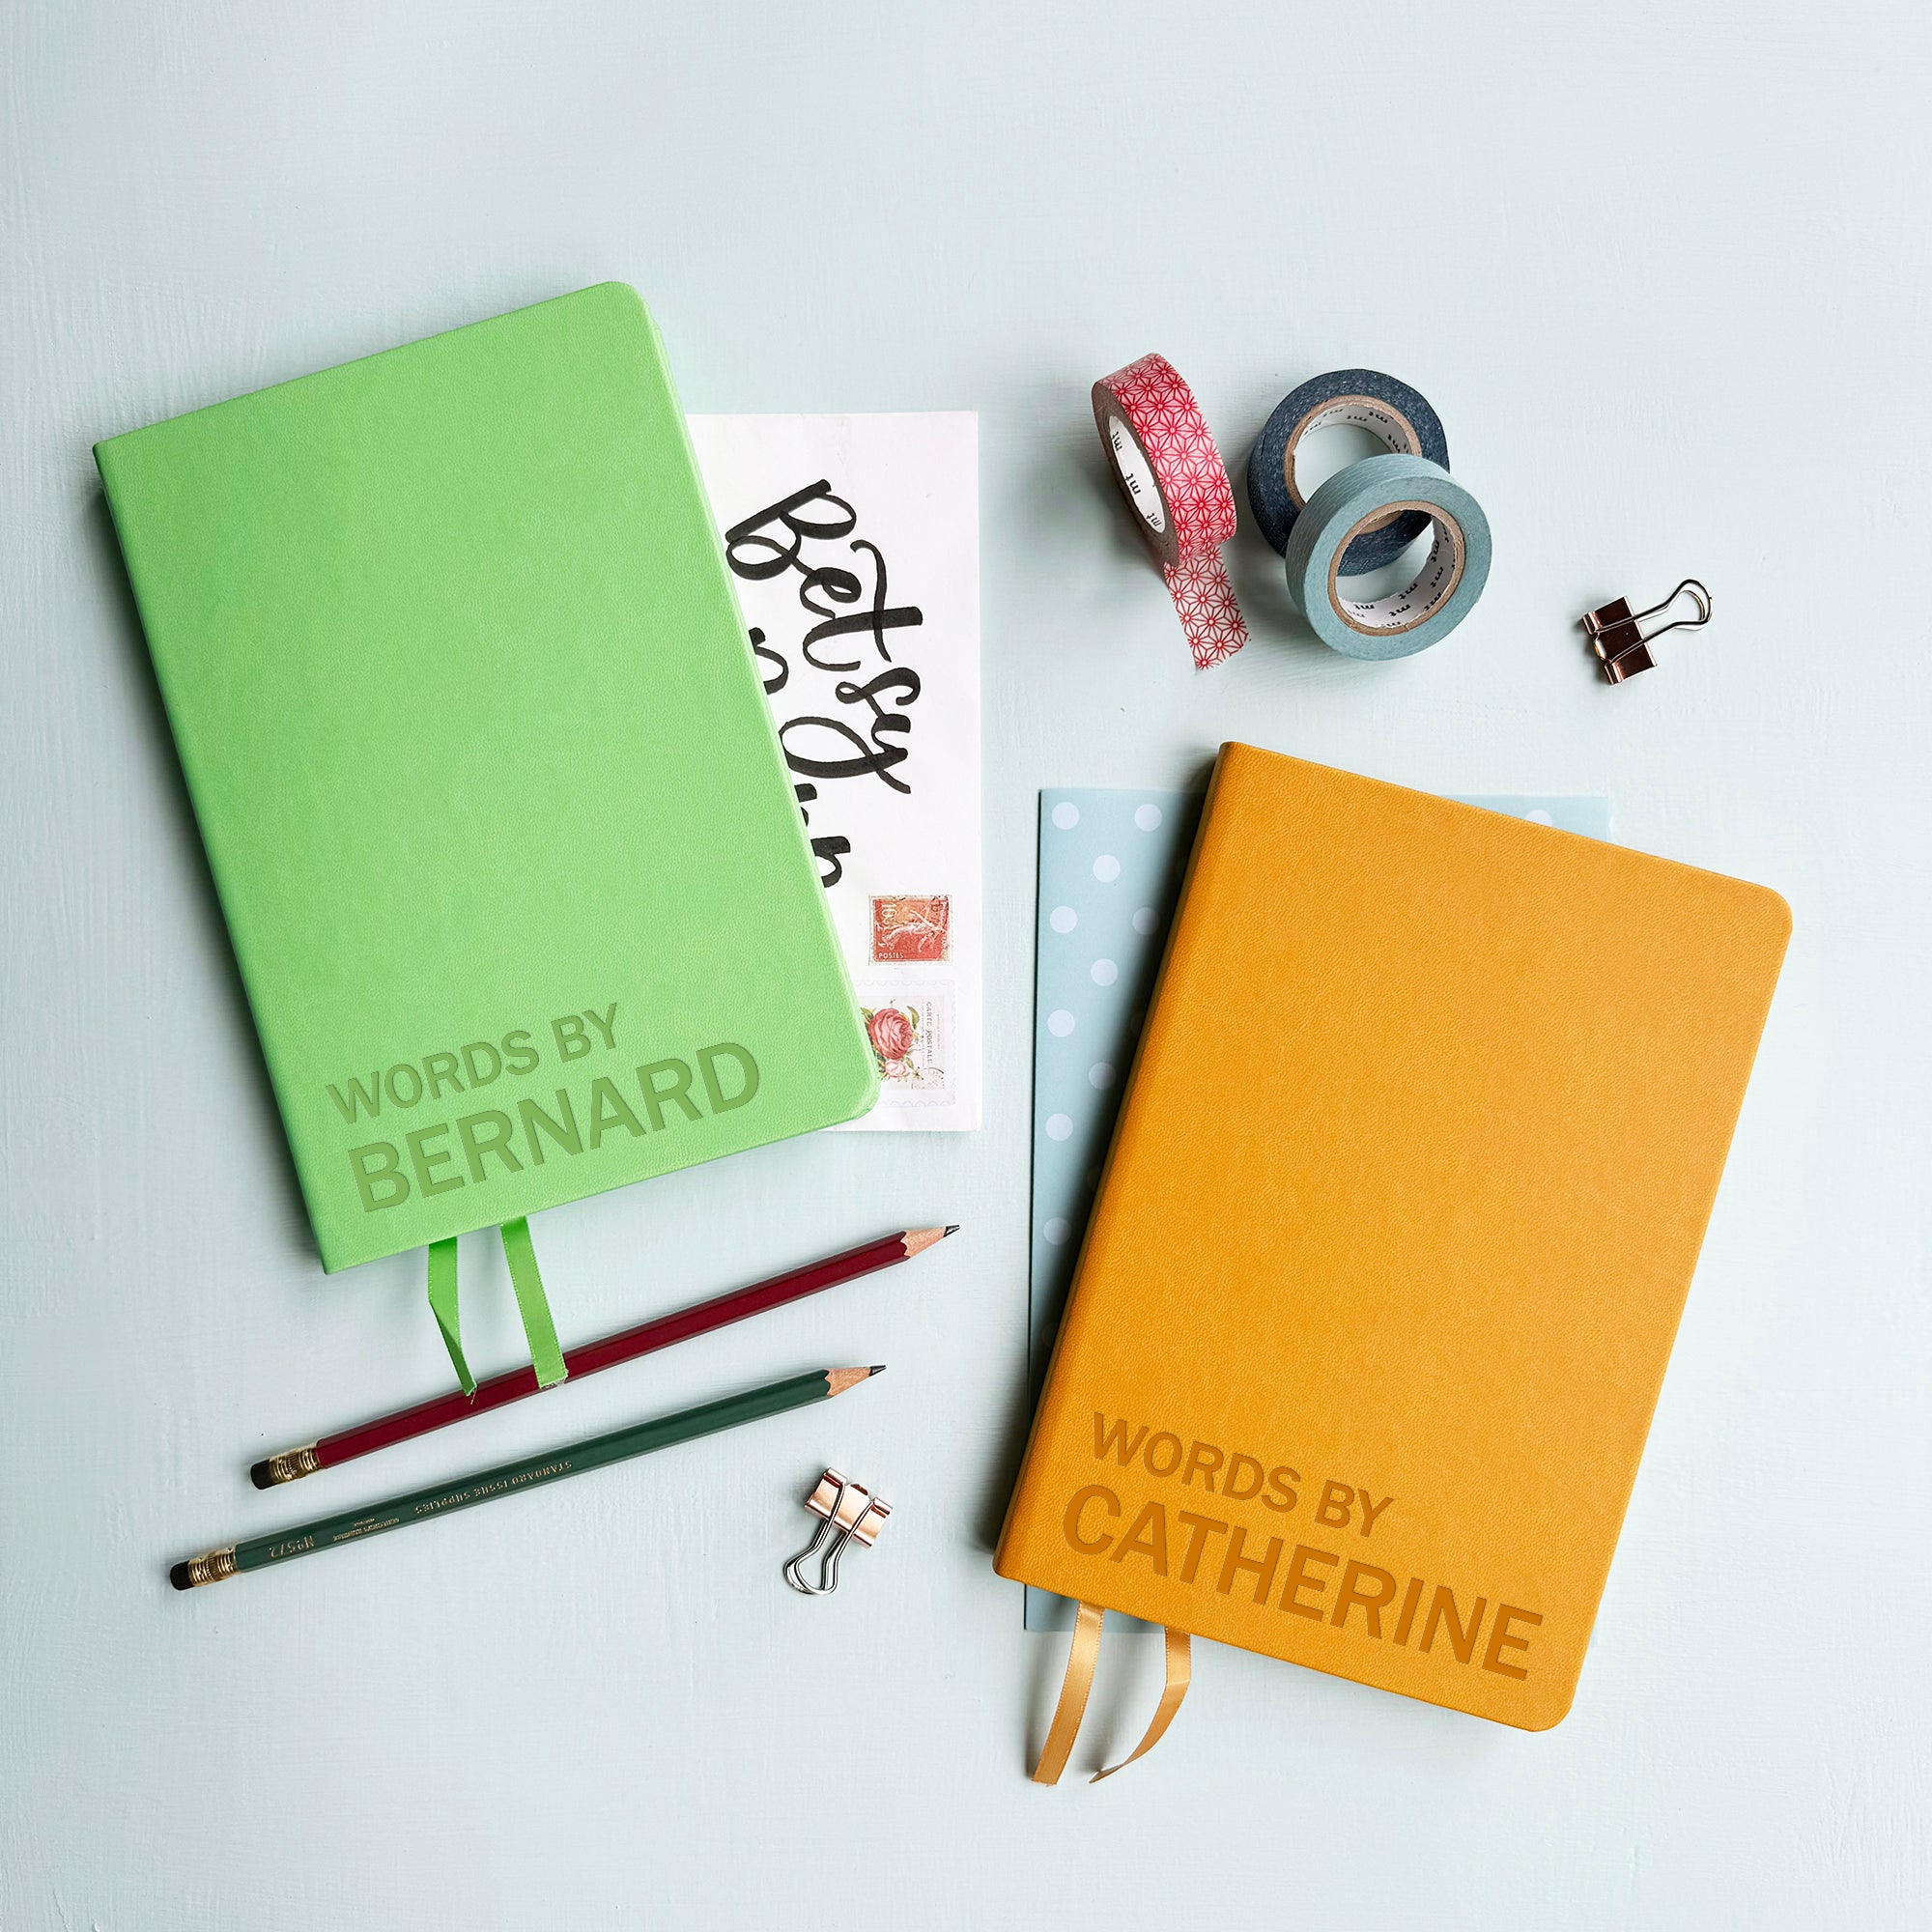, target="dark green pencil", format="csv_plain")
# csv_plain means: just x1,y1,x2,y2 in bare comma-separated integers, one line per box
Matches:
170,1366,881,1590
